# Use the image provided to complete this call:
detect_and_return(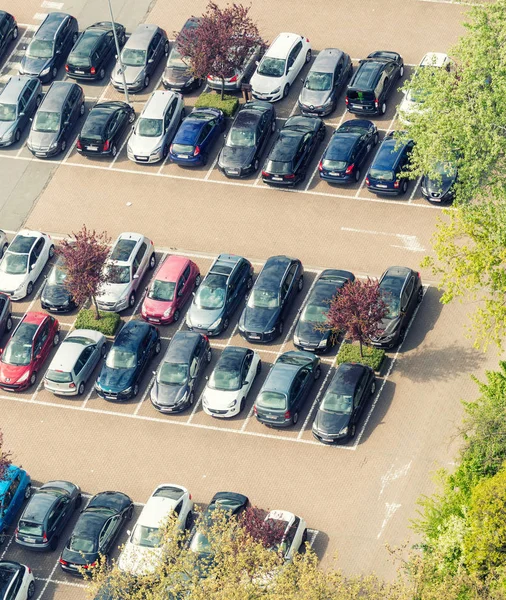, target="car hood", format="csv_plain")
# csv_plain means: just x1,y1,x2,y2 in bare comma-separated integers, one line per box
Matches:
422,175,454,196
299,88,331,108
112,65,144,85
142,296,173,317
163,67,192,86
0,362,30,384
0,272,26,292
219,146,256,169
188,304,223,329
128,133,164,156
375,316,401,339
0,121,16,139
295,320,327,345
242,305,278,333
20,55,51,76
151,381,188,406
61,547,97,566
28,130,58,150
250,72,281,94
41,282,71,305
97,282,129,302
313,409,350,435
118,543,161,575
97,366,135,392
203,386,238,409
